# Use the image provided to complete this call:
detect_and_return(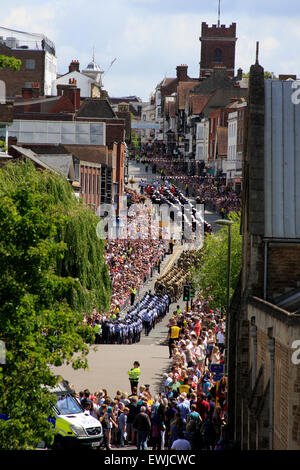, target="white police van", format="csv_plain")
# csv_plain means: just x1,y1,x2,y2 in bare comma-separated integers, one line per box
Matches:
49,378,103,450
